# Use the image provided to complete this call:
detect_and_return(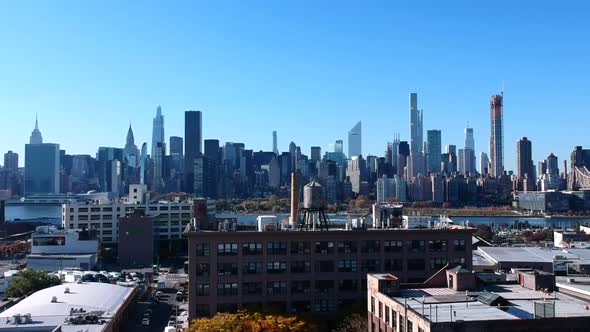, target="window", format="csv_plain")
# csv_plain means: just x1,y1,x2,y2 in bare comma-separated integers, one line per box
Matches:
182,205,190,210
384,259,403,271
217,263,238,276
291,261,311,273
399,316,404,332
90,215,101,221
453,239,466,251
217,243,238,256
385,305,390,324
103,215,113,220
314,241,334,254
378,301,382,318
103,222,113,228
338,260,358,272
315,280,334,293
195,304,209,317
429,240,447,252
242,242,263,255
314,299,335,312
392,310,397,330
102,230,112,235
242,262,264,274
407,320,413,332
196,283,210,296
78,215,89,221
291,241,311,254
430,258,448,270
452,257,466,264
291,280,311,294
267,281,288,295
337,241,357,254
408,240,425,253
159,206,169,211
78,223,88,229
102,237,112,242
338,279,358,292
361,240,381,253
384,240,403,252
90,207,101,213
217,282,238,296
362,259,381,272
267,242,287,255
196,243,210,256
407,259,425,270
371,296,375,313
243,282,263,295
78,208,88,213
90,223,100,229
316,260,335,273
196,263,210,277
267,261,288,274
